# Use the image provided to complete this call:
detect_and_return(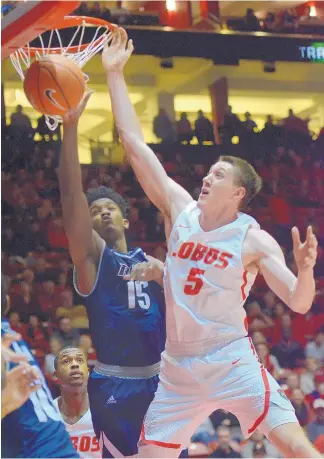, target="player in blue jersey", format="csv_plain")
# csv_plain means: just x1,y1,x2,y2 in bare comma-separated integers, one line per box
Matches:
1,275,79,458
58,94,166,457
